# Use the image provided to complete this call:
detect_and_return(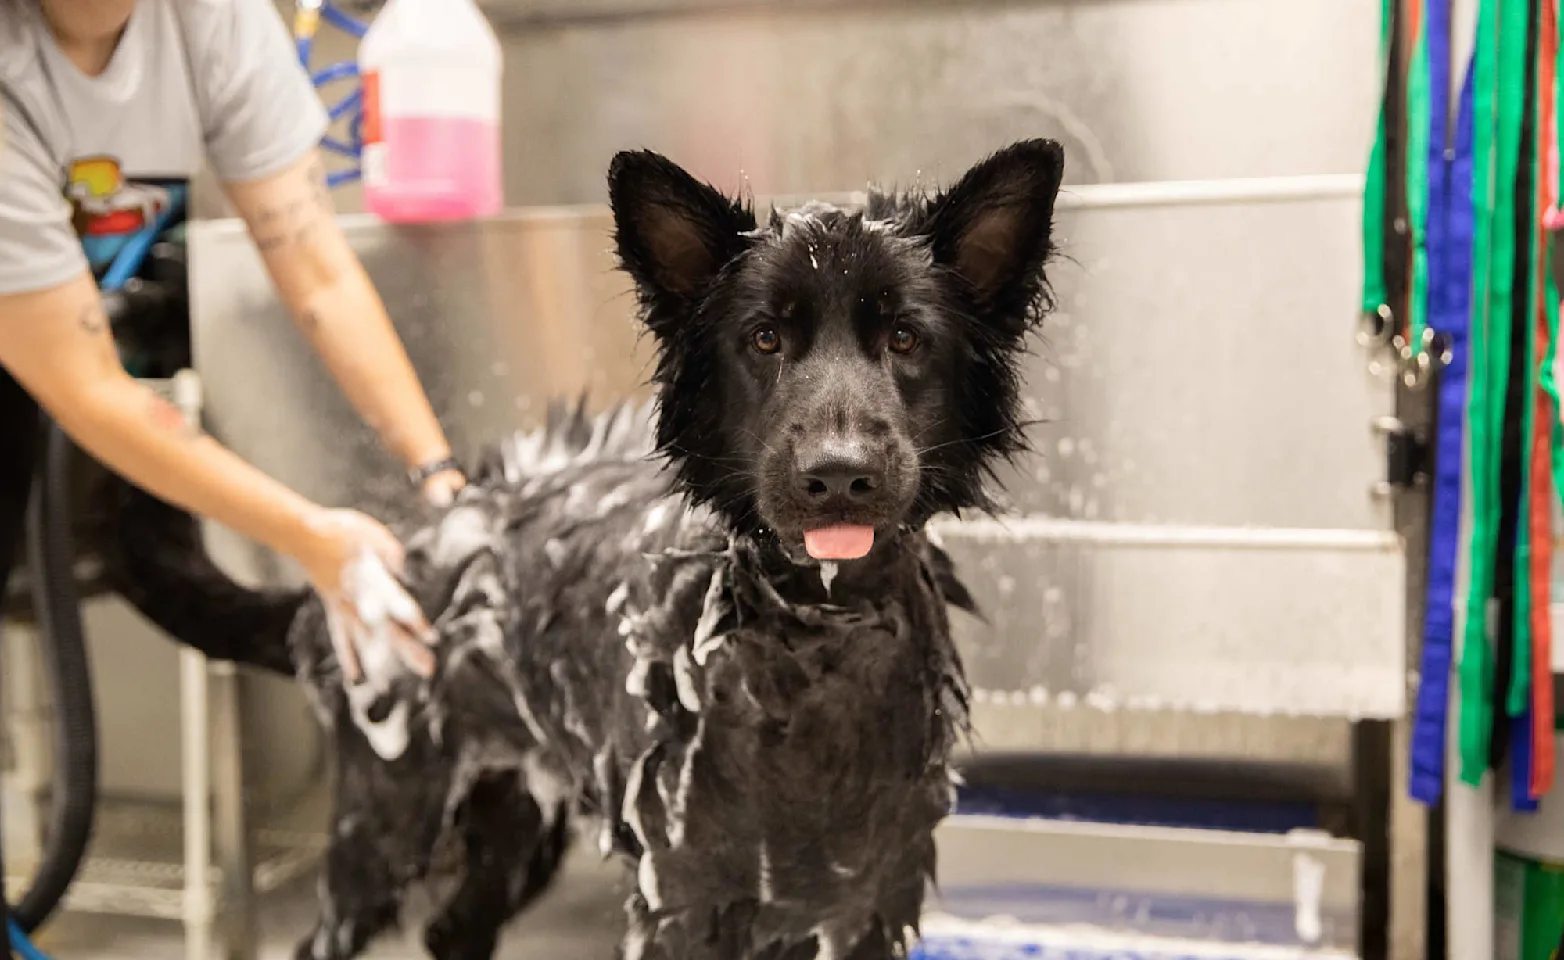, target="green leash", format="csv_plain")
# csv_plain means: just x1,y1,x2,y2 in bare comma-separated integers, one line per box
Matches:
1460,0,1533,784
1408,6,1433,351
1363,0,1394,324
